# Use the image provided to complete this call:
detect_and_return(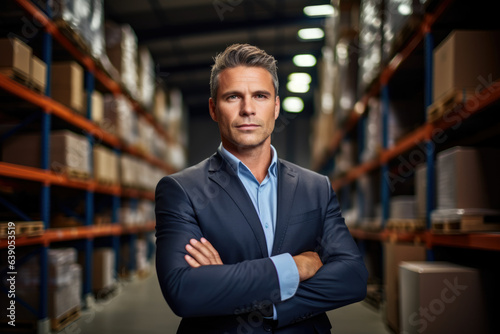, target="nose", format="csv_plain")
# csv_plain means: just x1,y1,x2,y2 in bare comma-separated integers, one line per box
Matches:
240,96,255,116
